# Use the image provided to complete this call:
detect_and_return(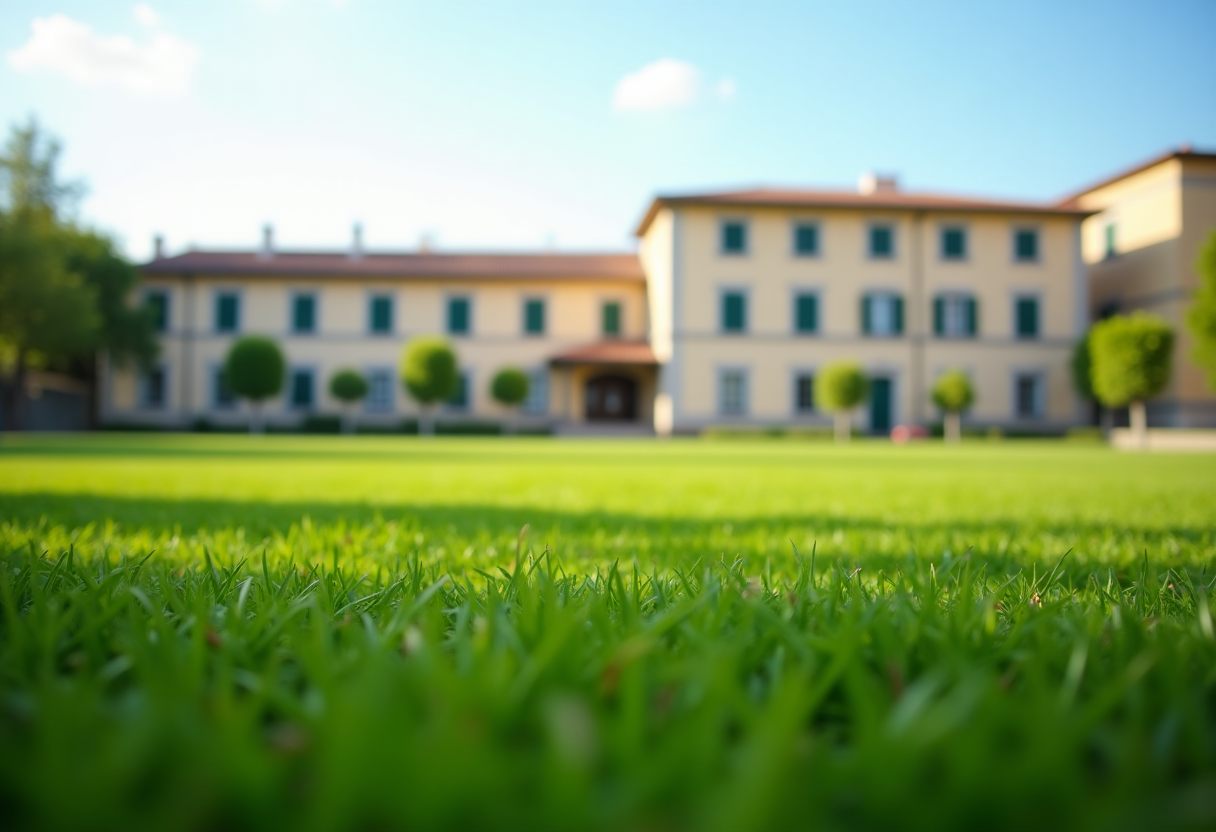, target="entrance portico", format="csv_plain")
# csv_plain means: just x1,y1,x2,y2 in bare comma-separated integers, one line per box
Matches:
549,340,659,431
